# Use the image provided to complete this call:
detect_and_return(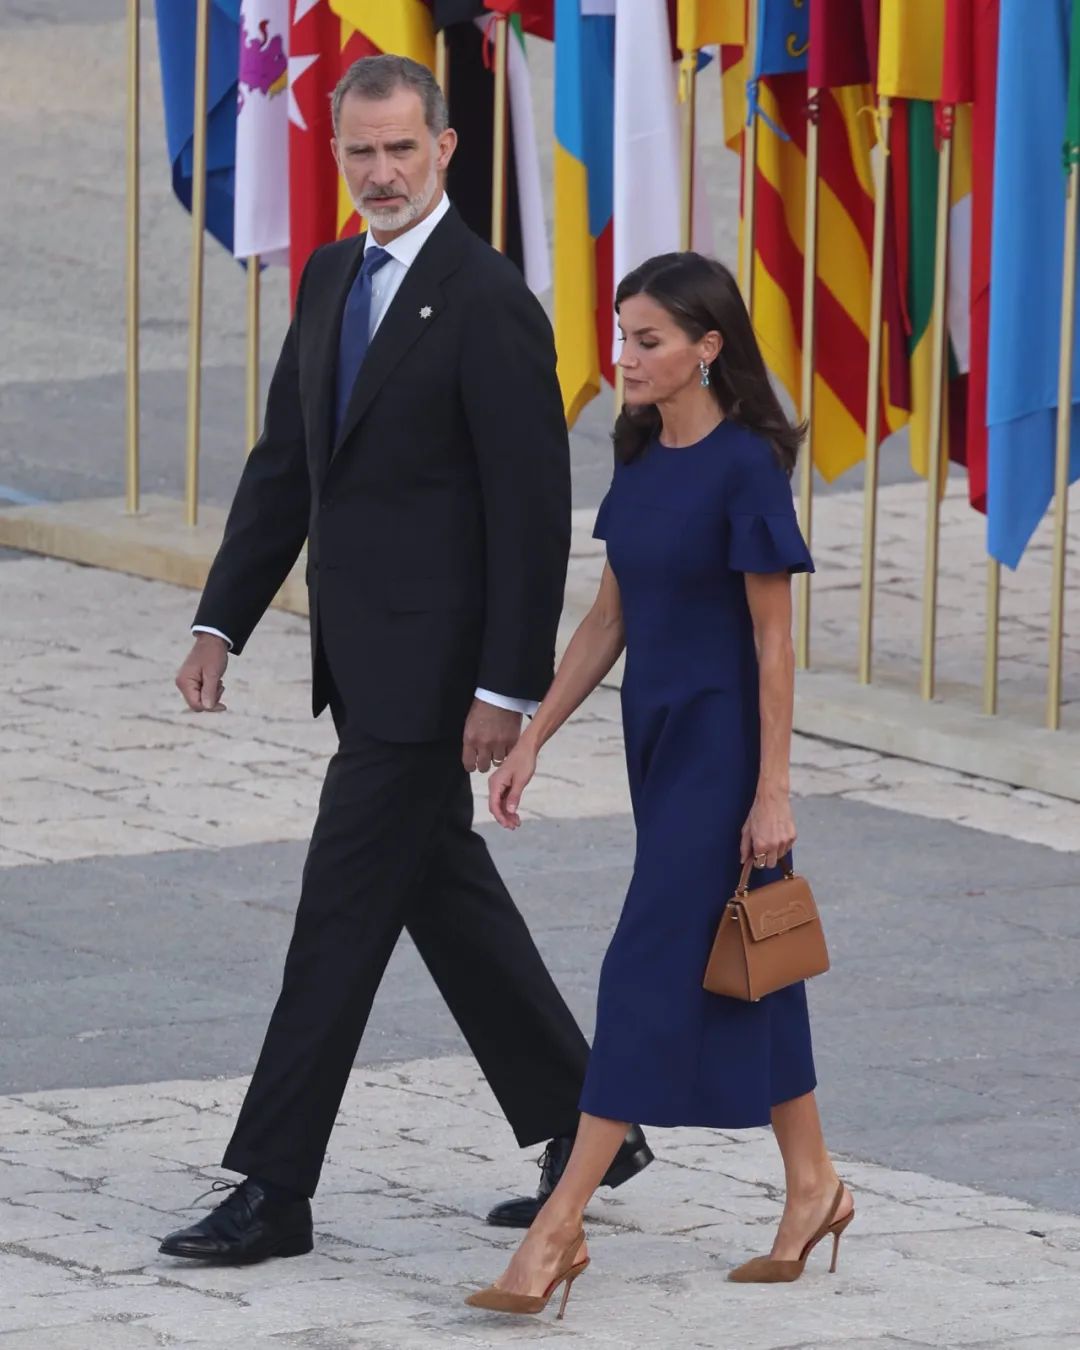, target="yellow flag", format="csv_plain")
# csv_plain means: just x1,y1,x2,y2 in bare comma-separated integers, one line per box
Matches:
677,0,745,53
878,0,944,100
330,0,436,70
